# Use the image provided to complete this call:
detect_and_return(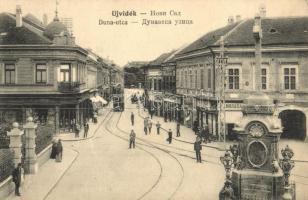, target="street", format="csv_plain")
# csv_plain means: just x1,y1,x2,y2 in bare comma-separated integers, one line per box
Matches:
40,89,225,200
11,89,308,200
